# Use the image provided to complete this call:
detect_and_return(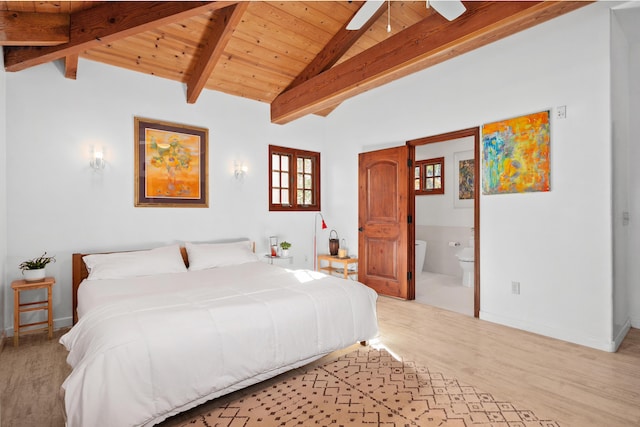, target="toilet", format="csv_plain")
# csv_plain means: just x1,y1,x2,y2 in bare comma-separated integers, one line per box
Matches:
456,246,474,287
415,240,427,275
